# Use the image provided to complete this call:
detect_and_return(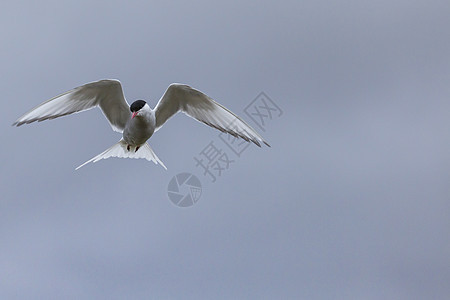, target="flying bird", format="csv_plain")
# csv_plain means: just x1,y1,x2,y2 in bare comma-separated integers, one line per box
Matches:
13,79,270,169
